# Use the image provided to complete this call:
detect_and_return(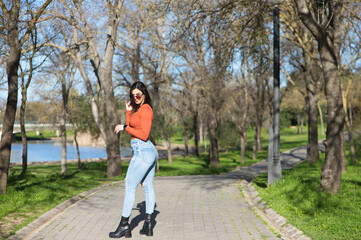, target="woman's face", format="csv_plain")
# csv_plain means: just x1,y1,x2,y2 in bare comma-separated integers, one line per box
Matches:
132,88,145,105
